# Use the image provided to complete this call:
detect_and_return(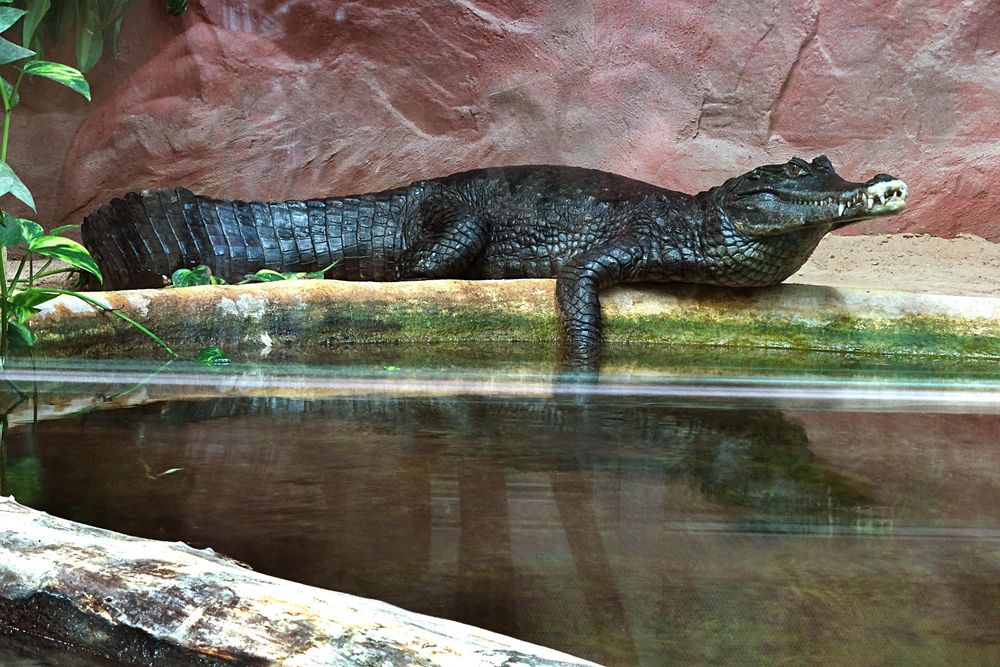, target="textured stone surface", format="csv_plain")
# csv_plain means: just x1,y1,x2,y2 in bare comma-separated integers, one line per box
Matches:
11,1,1000,241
